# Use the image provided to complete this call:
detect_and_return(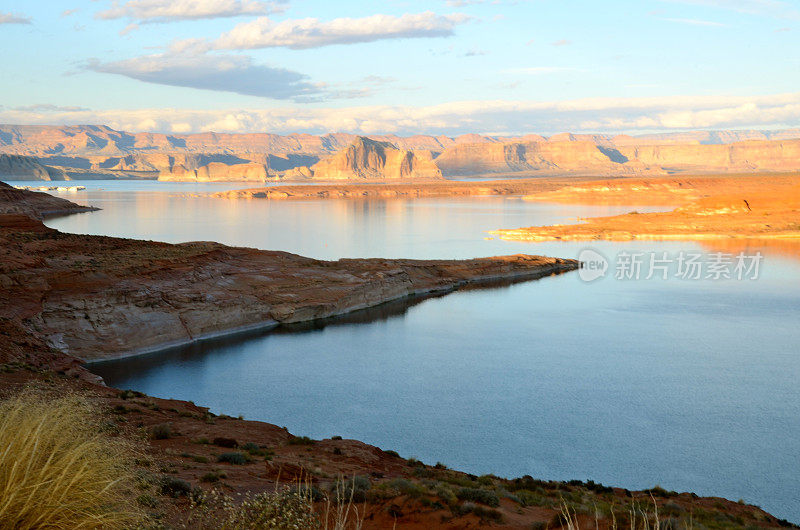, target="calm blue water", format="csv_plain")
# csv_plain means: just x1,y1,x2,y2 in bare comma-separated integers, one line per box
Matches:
41,182,800,522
